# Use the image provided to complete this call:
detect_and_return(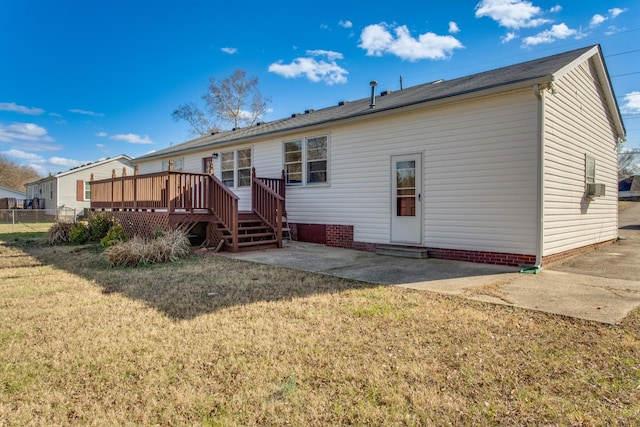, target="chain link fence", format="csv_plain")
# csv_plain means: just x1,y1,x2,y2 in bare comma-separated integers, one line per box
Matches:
0,208,77,226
